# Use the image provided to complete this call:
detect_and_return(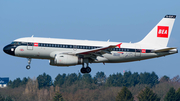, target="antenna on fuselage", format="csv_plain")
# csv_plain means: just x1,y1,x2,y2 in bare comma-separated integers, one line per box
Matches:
31,35,34,38
107,39,110,42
